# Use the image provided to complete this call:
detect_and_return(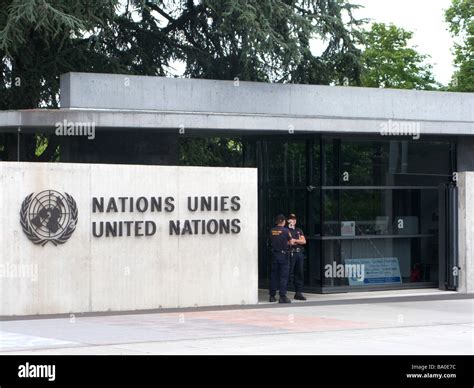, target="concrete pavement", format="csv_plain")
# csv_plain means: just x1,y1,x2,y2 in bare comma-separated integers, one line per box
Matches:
1,291,472,355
